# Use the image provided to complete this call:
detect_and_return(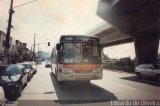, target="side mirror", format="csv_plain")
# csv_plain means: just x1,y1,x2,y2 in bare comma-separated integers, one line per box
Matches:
56,44,61,51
